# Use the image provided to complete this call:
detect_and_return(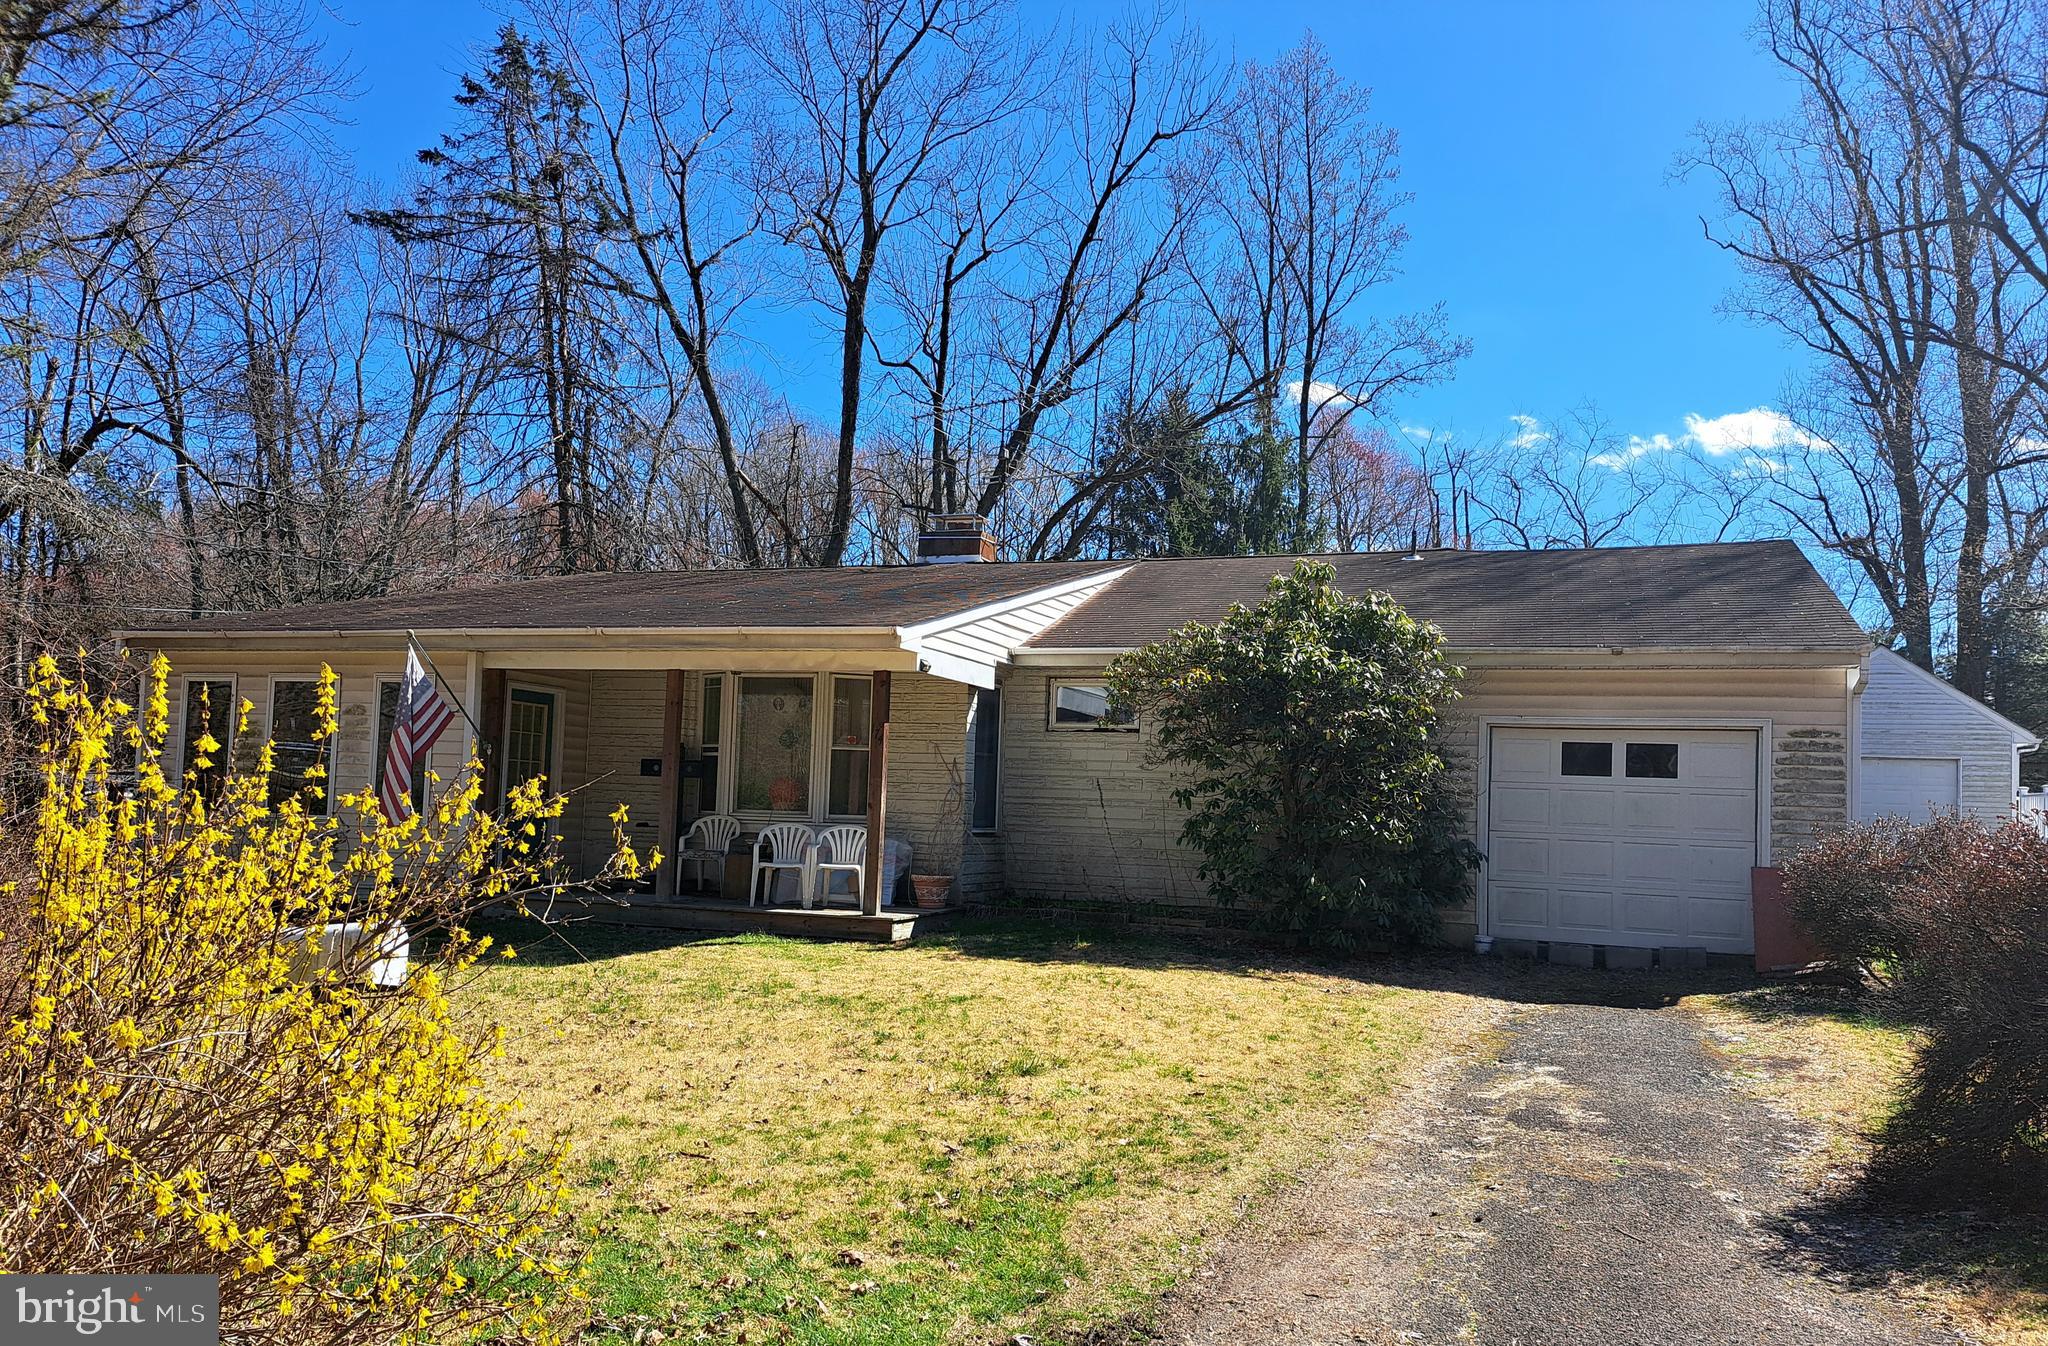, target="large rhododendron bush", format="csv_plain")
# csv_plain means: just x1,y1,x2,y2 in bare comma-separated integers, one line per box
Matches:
0,655,645,1343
